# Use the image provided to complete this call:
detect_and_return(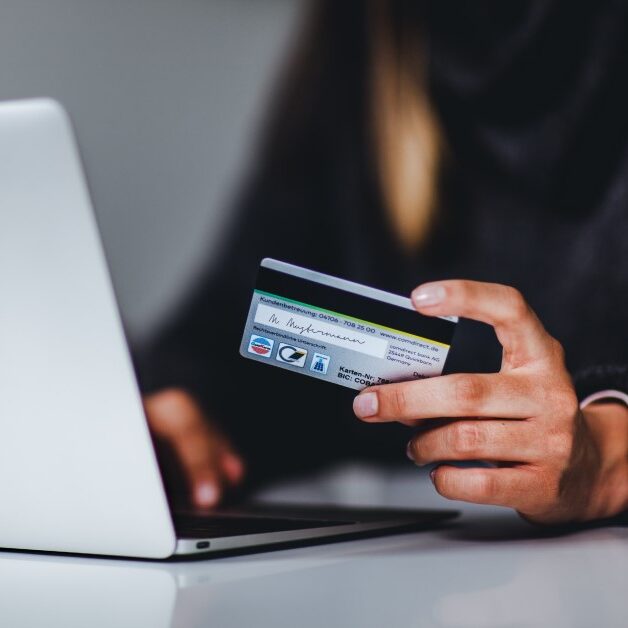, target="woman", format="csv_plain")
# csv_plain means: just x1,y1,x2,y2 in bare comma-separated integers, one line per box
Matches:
140,1,628,524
